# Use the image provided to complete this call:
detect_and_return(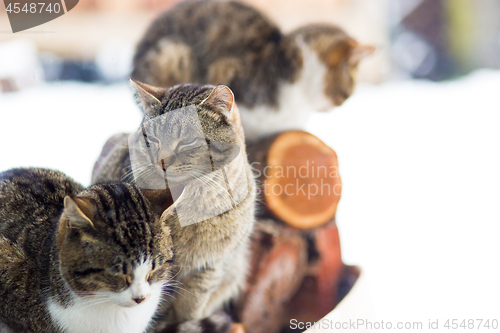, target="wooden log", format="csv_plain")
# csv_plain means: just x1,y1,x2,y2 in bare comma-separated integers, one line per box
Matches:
229,323,246,333
247,131,341,230
284,222,345,325
283,265,361,328
237,221,308,333
309,222,343,313
235,219,348,332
